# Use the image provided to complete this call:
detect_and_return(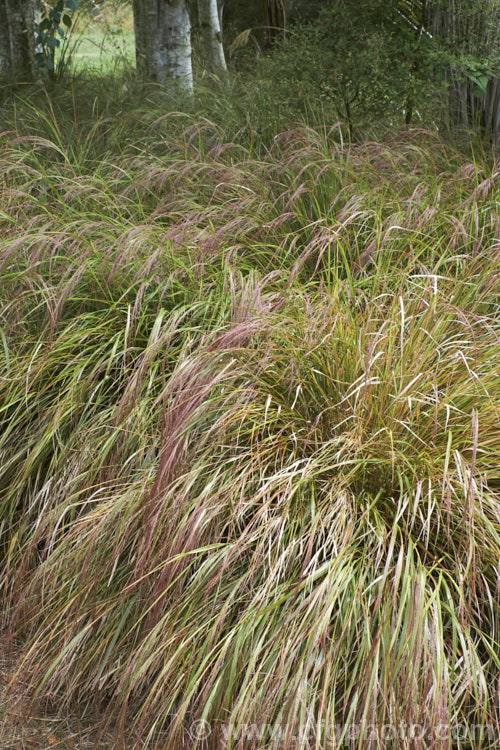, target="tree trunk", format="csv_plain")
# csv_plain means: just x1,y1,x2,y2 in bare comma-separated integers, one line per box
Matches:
263,0,288,49
484,78,500,140
217,0,224,27
198,0,226,74
132,0,148,77
132,0,193,93
0,0,36,81
428,0,500,139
